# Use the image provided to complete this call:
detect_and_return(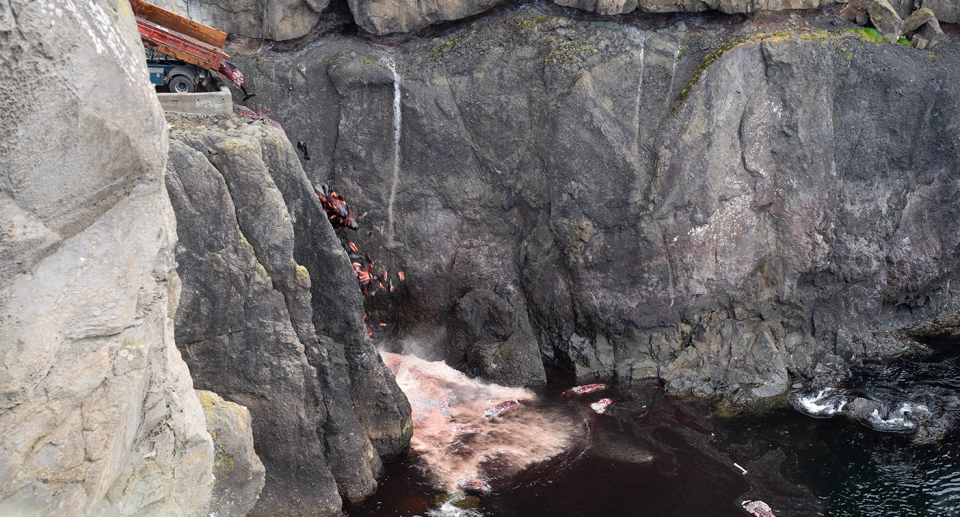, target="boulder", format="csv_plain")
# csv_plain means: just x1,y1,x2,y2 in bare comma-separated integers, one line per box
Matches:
1,0,216,515
920,0,960,22
854,0,905,41
900,7,946,48
347,0,508,35
452,288,547,386
902,6,936,32
197,391,265,517
465,334,548,386
329,52,397,94
145,0,327,41
918,15,946,47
